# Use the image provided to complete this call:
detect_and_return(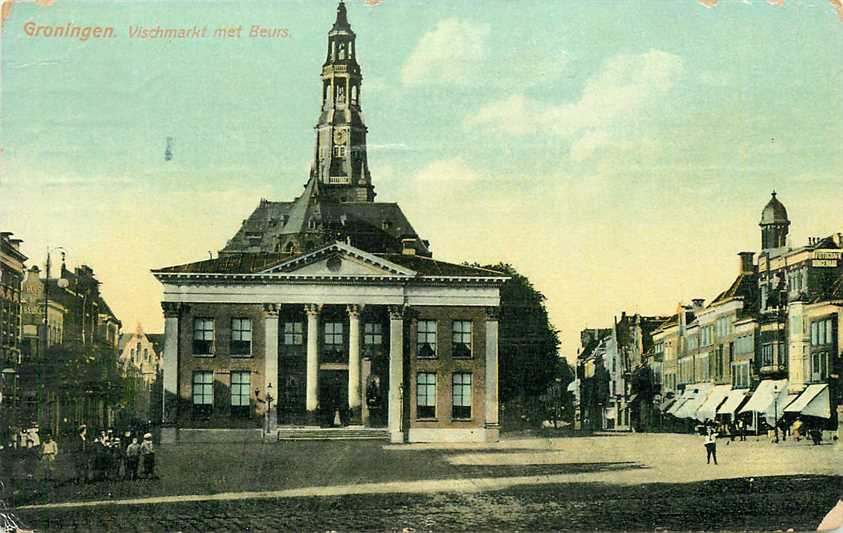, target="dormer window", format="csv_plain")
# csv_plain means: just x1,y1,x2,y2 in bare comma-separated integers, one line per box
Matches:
381,220,392,231
308,218,318,230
